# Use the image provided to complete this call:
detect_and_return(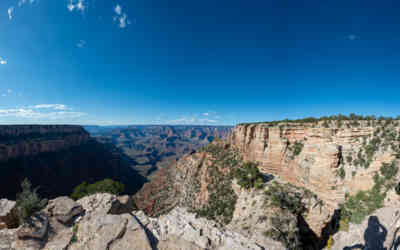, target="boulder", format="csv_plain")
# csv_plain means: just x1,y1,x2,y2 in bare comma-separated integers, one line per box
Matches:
45,196,83,224
109,195,136,215
0,199,18,229
17,213,49,240
77,193,135,216
69,214,152,250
